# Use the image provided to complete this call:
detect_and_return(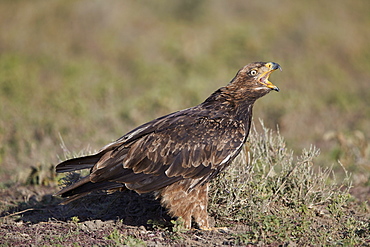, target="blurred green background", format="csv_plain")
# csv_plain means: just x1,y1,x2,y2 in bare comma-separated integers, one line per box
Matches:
0,0,369,184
